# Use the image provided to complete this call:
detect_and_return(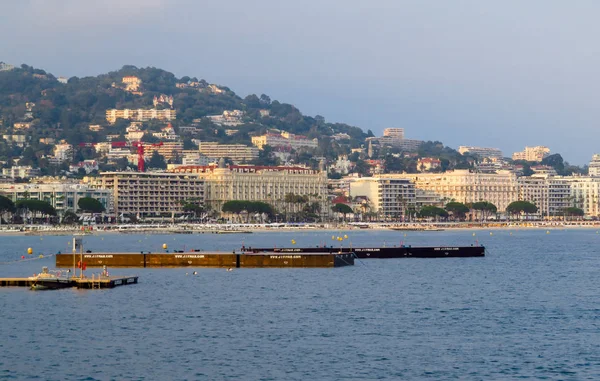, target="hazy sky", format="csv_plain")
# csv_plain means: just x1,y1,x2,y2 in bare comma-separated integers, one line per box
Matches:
2,0,599,164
